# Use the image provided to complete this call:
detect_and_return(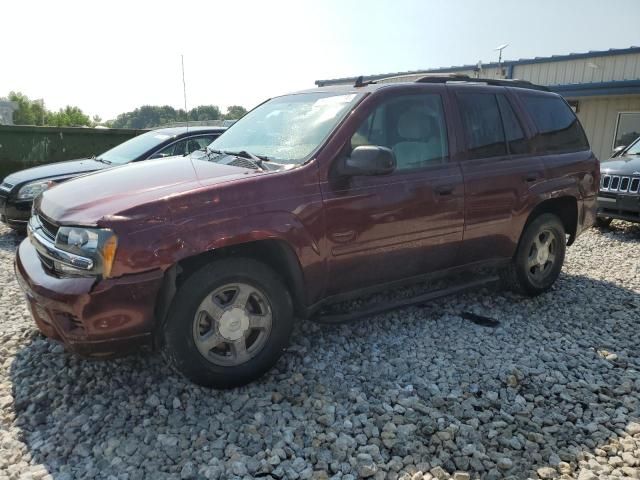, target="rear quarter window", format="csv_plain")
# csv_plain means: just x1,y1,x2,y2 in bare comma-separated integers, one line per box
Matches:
520,93,589,154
